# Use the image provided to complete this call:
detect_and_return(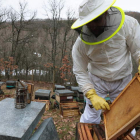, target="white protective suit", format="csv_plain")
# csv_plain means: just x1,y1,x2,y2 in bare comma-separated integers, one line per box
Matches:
72,15,140,95
72,15,140,135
